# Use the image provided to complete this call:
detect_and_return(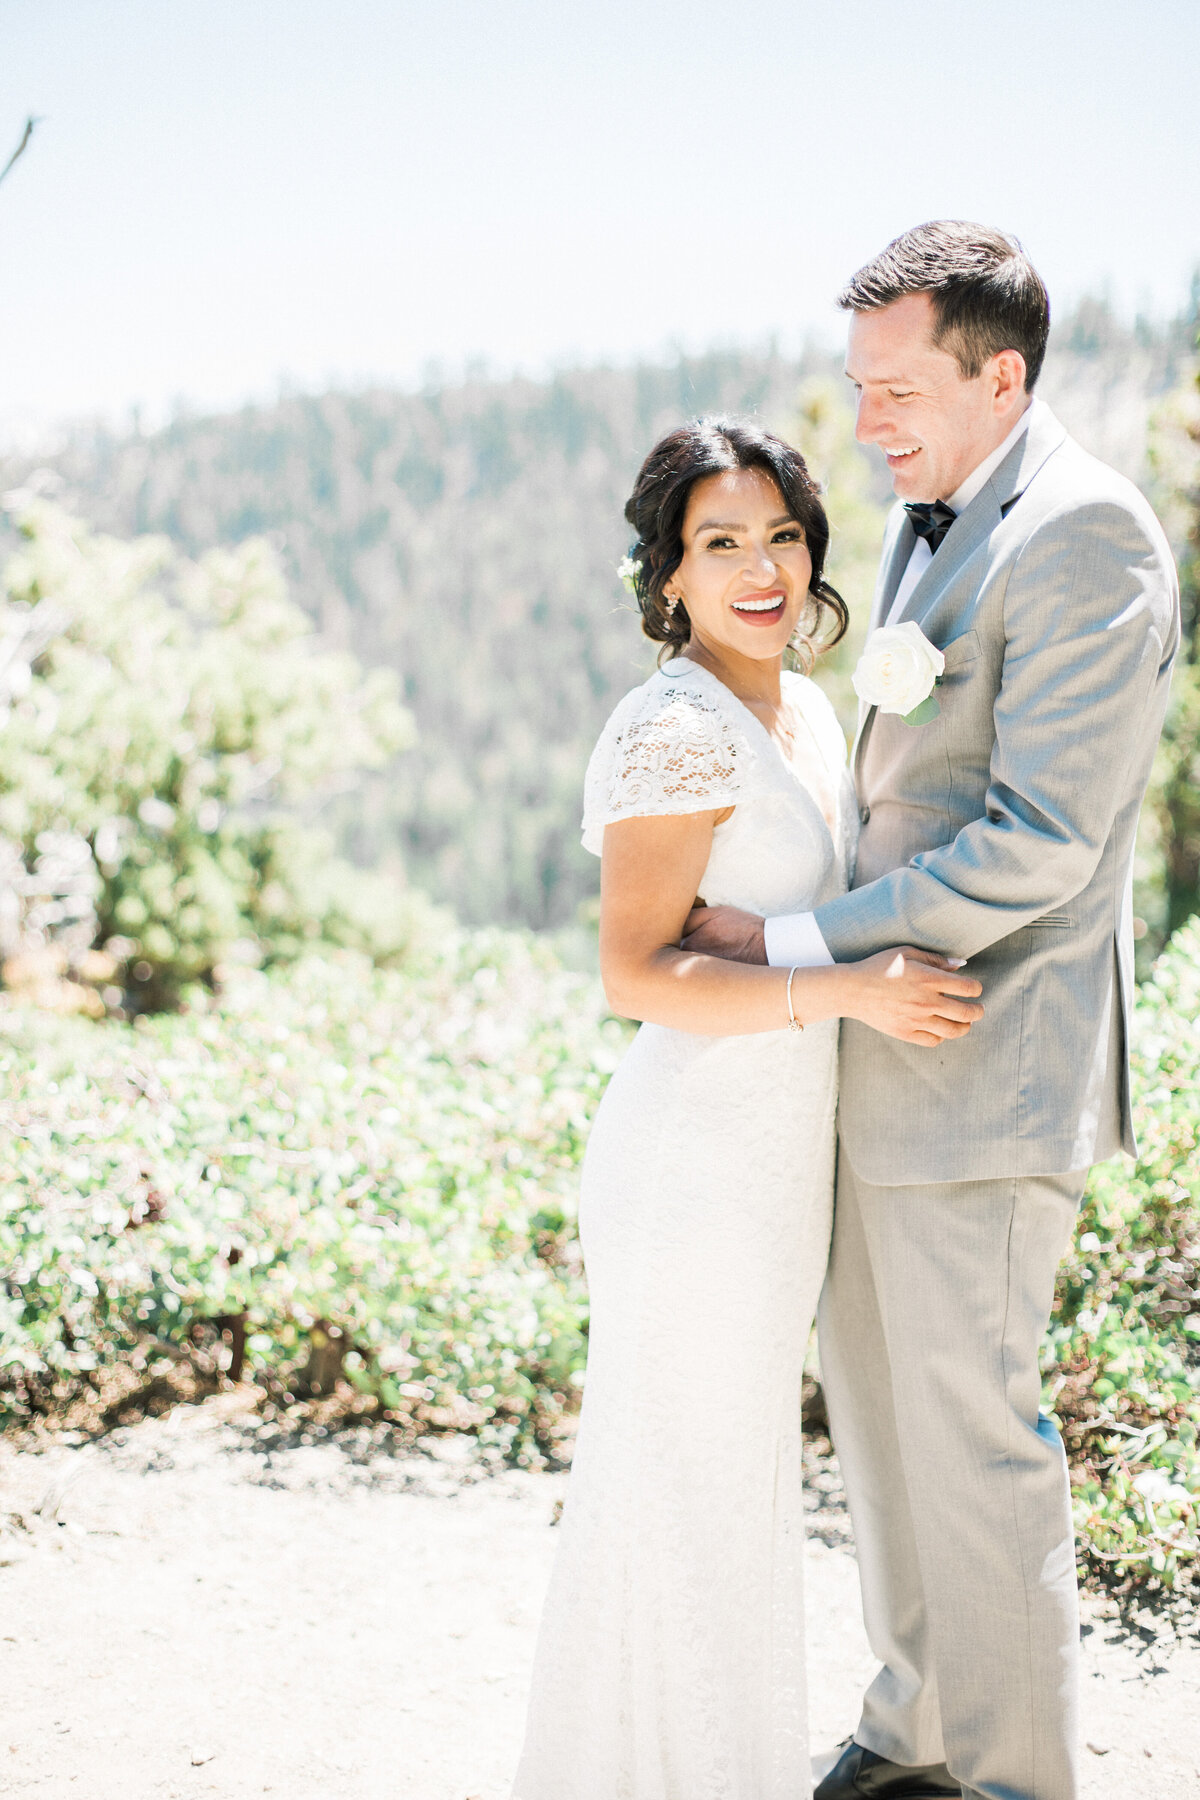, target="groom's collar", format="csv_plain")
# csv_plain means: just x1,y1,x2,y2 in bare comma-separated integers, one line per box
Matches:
946,405,1034,513
986,396,1067,511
